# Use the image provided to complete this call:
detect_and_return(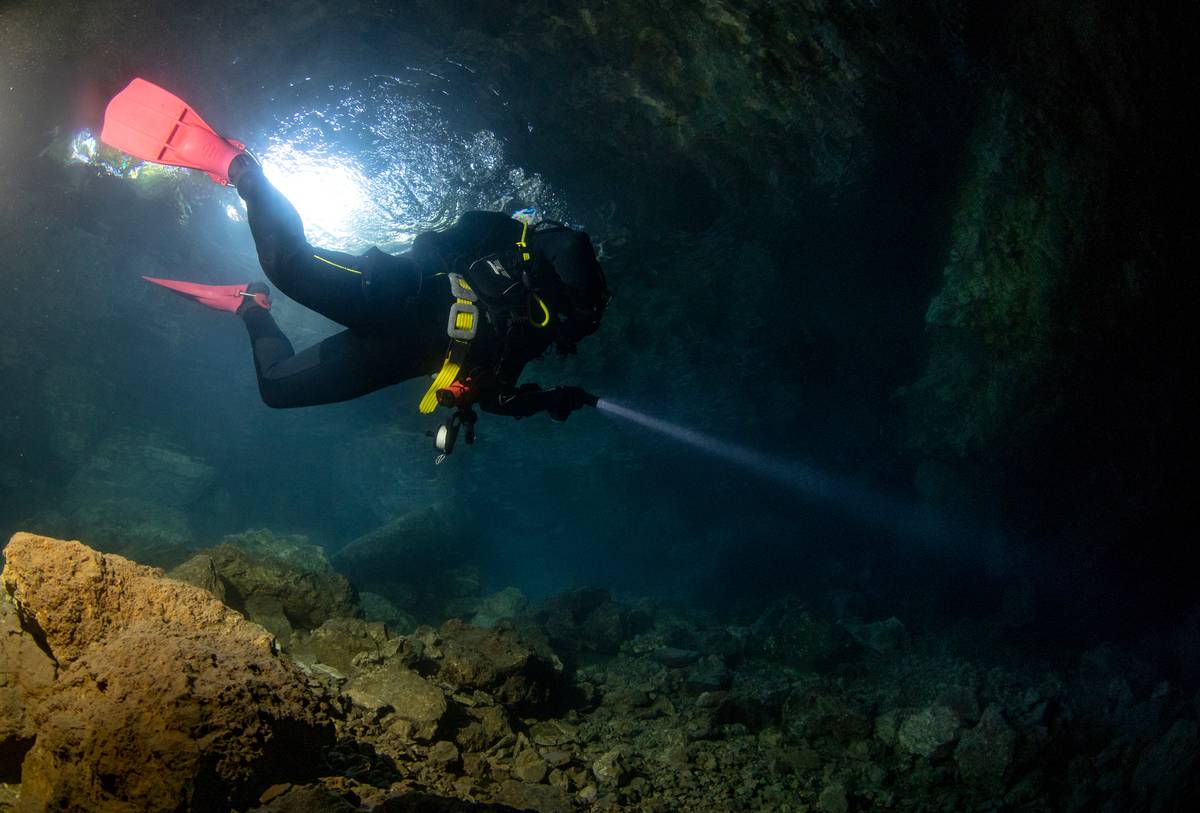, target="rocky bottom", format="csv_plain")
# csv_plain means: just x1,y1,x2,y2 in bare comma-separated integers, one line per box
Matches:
1,531,1198,812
